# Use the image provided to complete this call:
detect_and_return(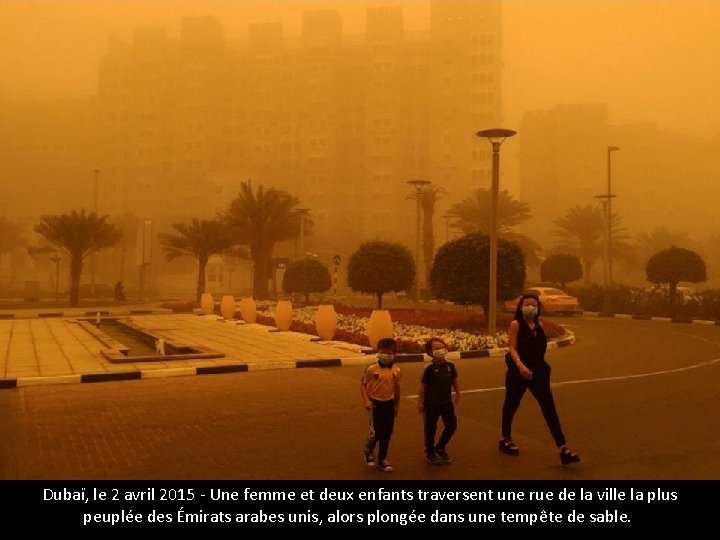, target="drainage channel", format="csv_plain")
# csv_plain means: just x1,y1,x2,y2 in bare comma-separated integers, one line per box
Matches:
77,317,225,363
